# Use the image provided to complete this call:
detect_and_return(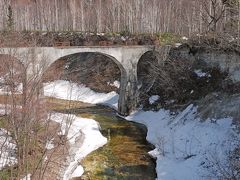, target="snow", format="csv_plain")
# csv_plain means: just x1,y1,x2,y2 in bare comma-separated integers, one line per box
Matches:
0,104,9,115
0,80,113,178
194,69,211,78
44,80,119,109
71,166,84,178
107,80,120,88
0,128,17,170
121,36,126,41
44,156,48,162
175,43,182,47
0,104,22,115
0,79,238,179
182,36,188,40
45,139,55,150
0,83,23,95
149,95,160,104
126,105,239,180
50,113,107,179
96,33,105,36
20,174,31,180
